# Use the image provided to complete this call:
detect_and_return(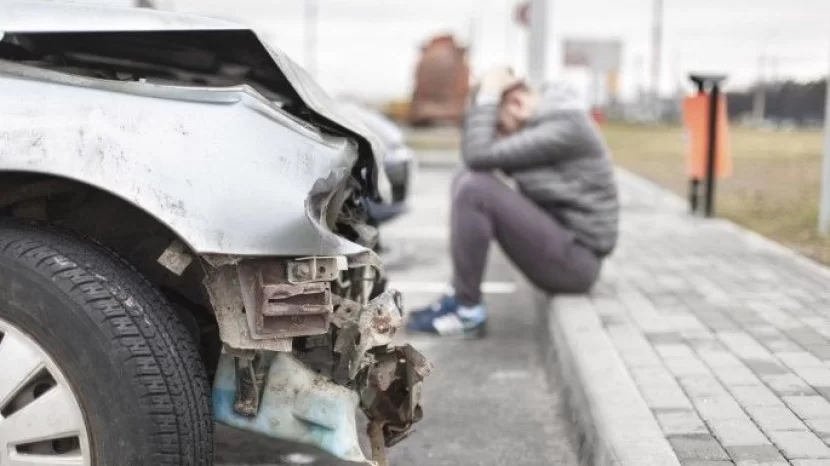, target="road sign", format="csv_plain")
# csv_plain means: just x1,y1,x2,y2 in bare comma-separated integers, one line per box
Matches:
562,39,622,73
